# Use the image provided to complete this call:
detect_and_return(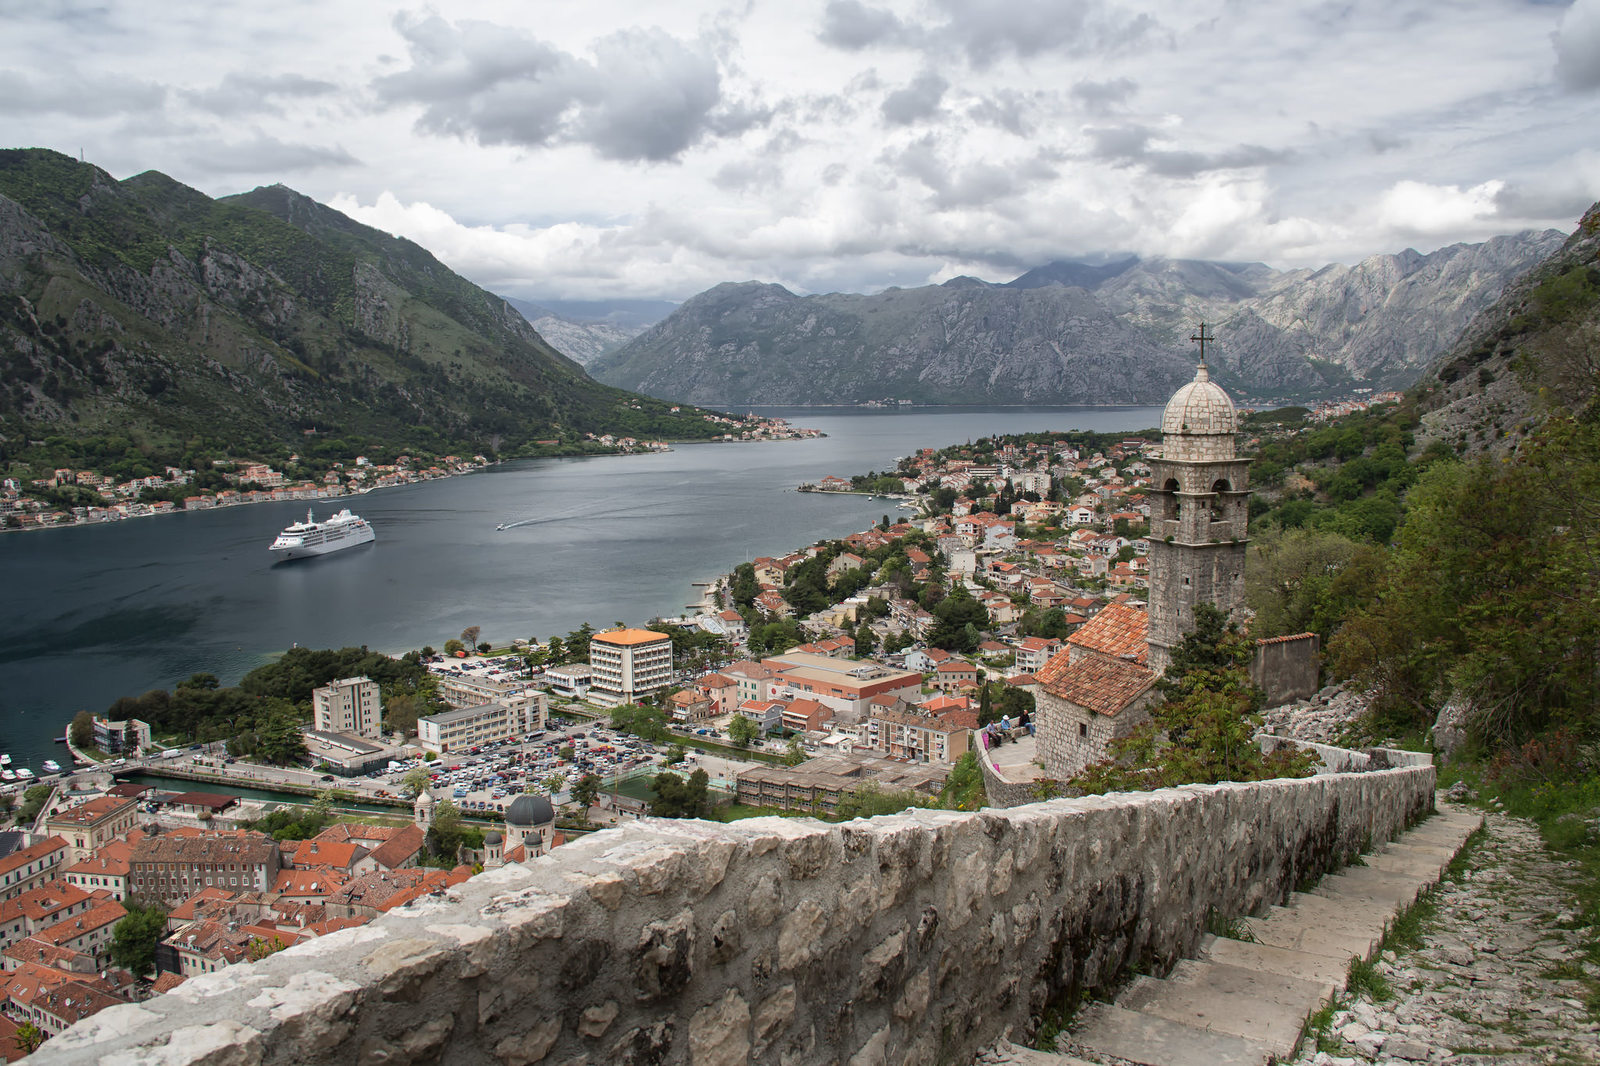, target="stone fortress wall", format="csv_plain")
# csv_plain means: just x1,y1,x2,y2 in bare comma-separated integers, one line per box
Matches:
38,752,1434,1066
